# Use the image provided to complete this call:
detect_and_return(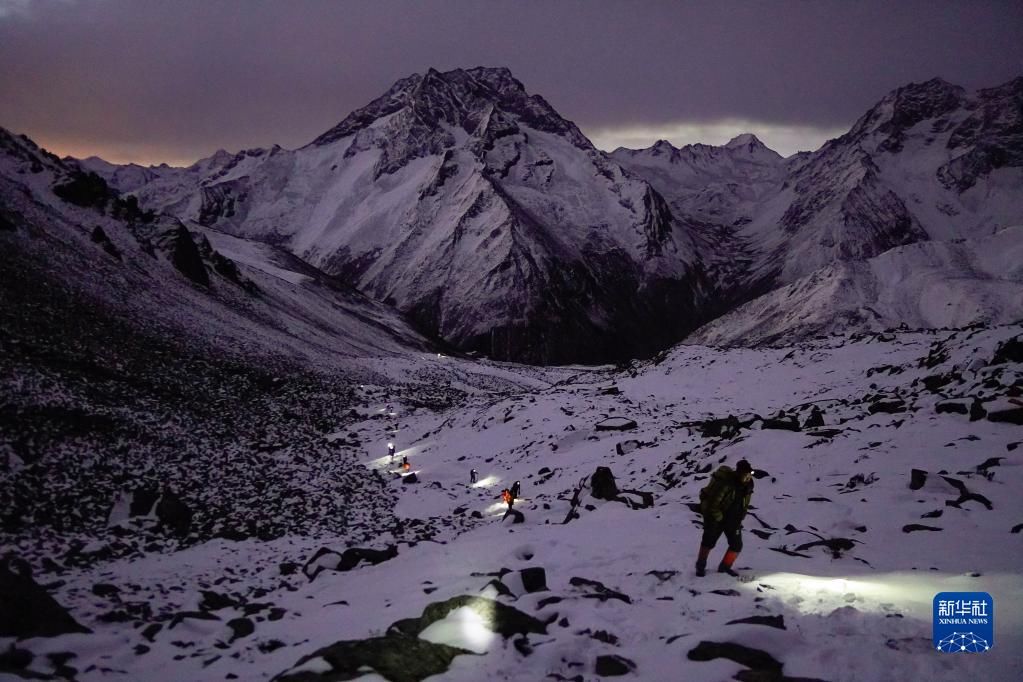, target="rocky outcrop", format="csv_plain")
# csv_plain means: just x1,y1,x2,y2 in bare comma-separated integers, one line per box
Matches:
0,555,90,638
